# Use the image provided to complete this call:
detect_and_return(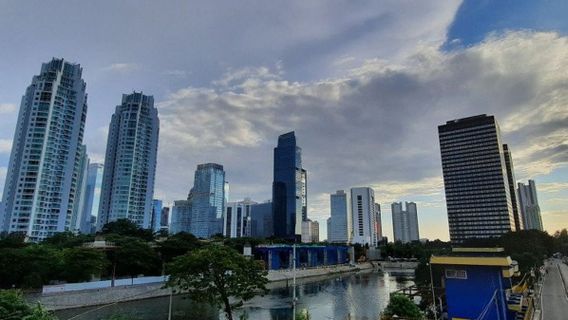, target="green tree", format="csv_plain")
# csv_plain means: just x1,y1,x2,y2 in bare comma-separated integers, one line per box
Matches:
109,237,160,278
43,232,94,249
167,244,268,320
157,232,200,263
0,289,57,320
101,219,154,241
382,293,422,319
60,248,107,283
